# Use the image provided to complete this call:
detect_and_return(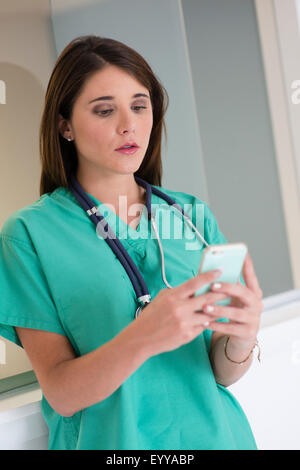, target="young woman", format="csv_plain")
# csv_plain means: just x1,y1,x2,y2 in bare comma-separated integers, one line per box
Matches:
0,35,263,450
